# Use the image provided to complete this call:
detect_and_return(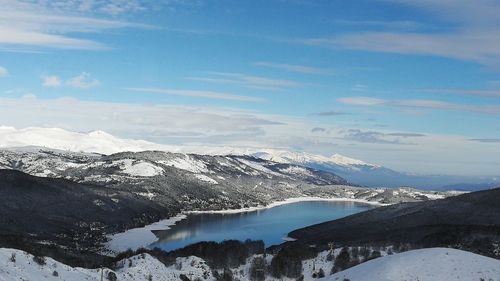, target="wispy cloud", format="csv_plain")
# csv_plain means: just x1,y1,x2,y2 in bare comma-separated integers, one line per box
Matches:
252,61,333,75
0,95,498,175
386,133,426,137
0,0,154,50
0,95,281,146
0,66,7,77
468,138,500,143
331,19,423,31
299,1,500,67
186,72,302,91
425,88,500,98
41,75,61,88
312,111,346,116
40,72,99,89
311,127,326,133
338,96,500,115
127,87,265,102
66,72,100,89
341,129,424,145
338,97,385,106
303,31,500,67
351,84,368,92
